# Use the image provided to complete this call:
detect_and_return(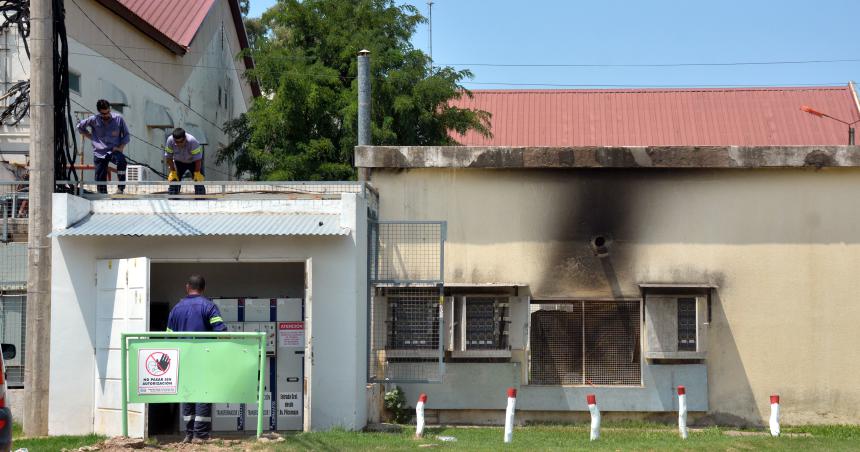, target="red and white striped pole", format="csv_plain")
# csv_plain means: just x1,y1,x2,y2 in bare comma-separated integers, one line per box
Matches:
504,387,517,443
677,386,688,439
769,394,780,437
587,394,600,441
415,393,427,438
